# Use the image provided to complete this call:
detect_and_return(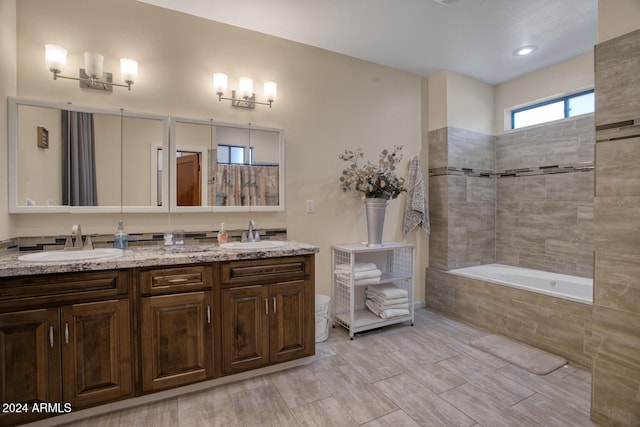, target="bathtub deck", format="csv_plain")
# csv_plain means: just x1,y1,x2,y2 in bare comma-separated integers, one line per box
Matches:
426,267,592,368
